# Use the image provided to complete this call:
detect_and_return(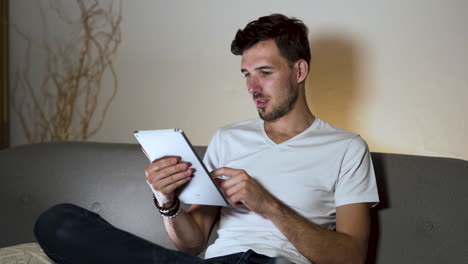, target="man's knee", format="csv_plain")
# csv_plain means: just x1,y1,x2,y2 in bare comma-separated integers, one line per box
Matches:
34,203,86,247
